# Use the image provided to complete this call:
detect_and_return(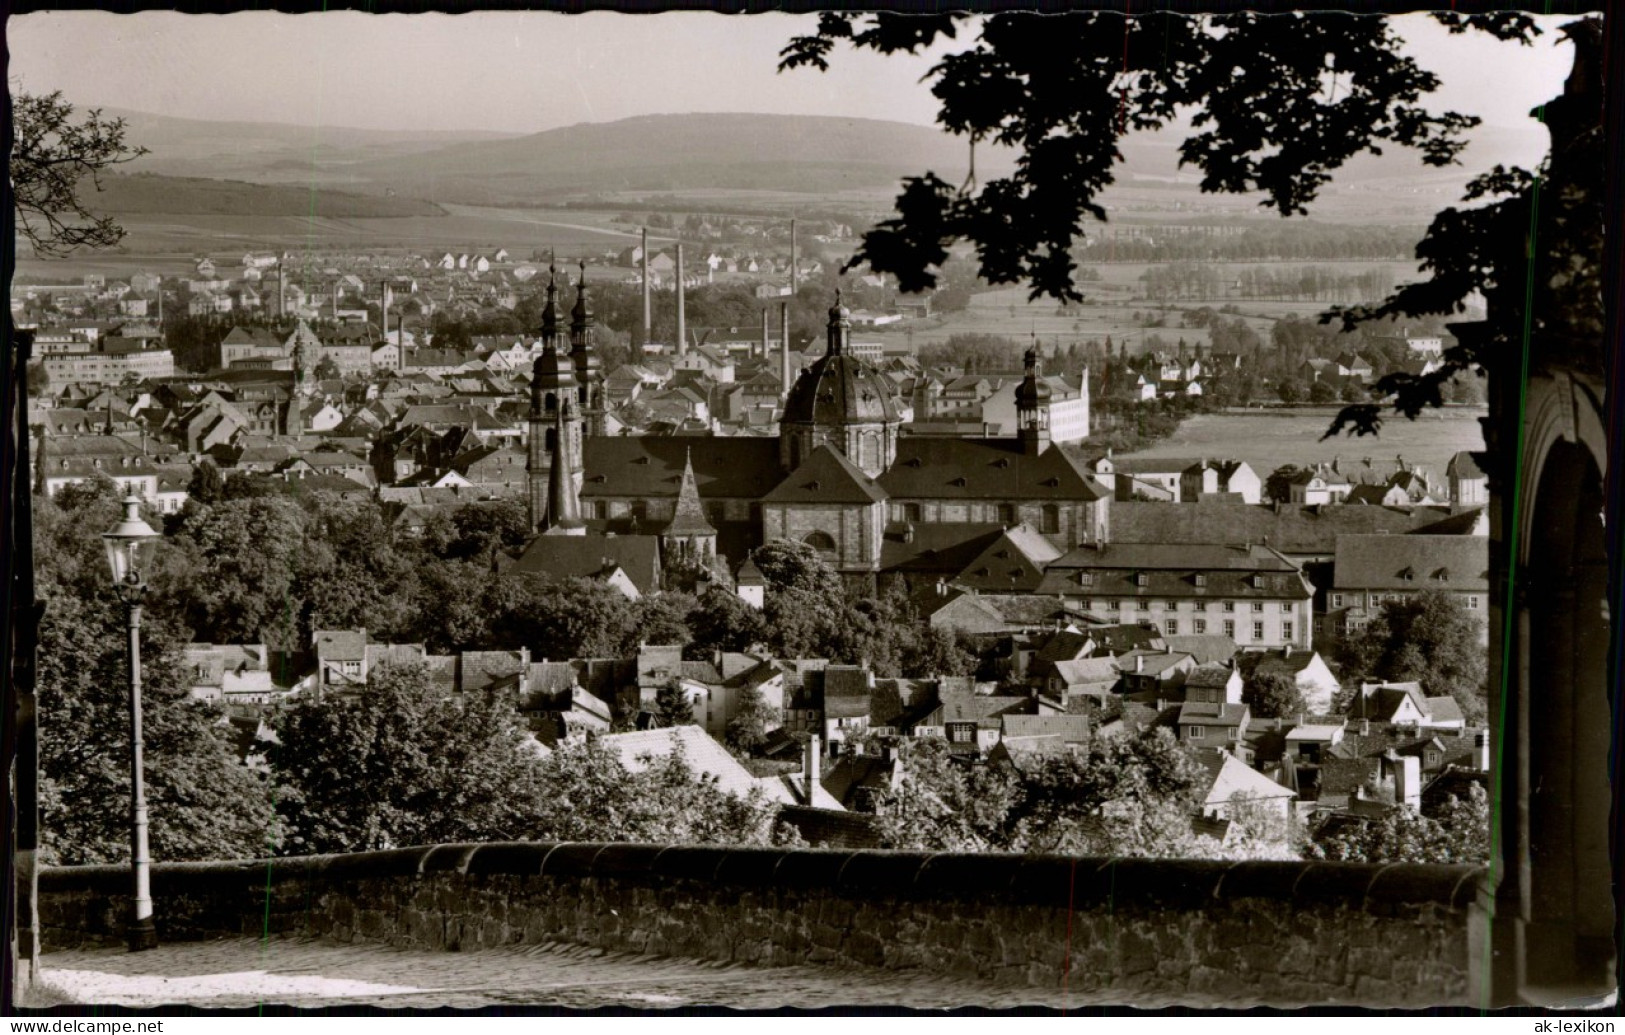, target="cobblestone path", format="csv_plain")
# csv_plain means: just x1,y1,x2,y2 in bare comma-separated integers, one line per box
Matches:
39,938,1188,1010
